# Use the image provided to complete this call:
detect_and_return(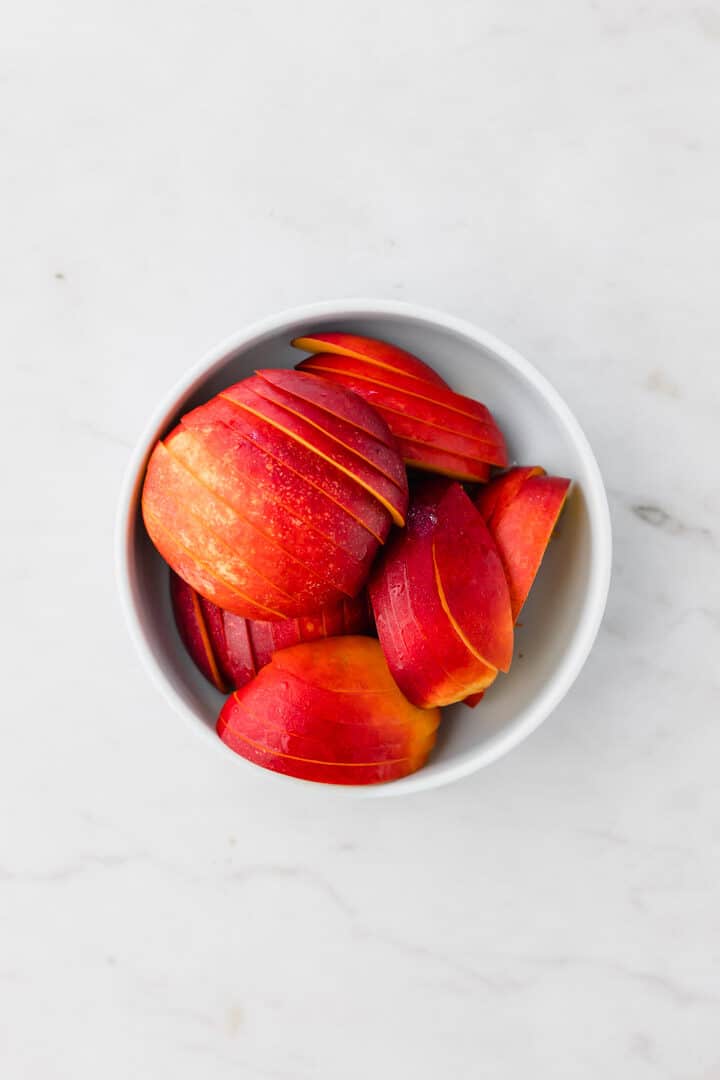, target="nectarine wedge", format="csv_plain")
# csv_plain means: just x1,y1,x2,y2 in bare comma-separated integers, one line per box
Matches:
291,331,449,387
475,468,571,620
171,571,372,691
295,347,508,480
370,481,512,708
222,374,408,526
217,637,440,785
